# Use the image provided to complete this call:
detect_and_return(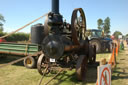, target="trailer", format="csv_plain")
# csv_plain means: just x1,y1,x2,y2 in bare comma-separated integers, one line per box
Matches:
0,42,39,68
0,23,44,68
